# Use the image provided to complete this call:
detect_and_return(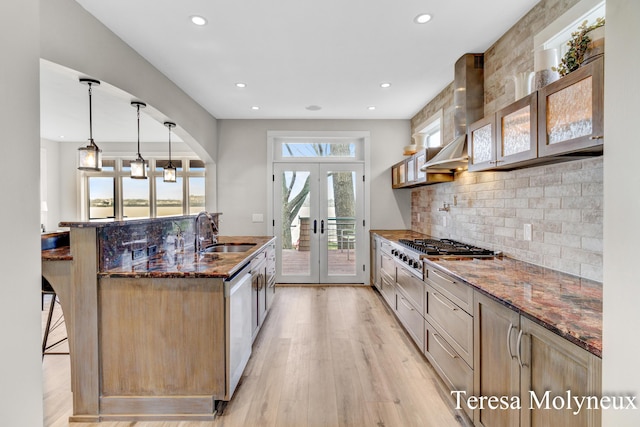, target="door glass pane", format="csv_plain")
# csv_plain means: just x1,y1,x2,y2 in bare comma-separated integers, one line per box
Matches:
122,177,150,218
280,170,311,276
547,76,593,144
326,170,356,276
156,177,183,217
502,106,531,156
88,177,114,219
281,142,356,158
472,123,493,163
188,177,205,214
